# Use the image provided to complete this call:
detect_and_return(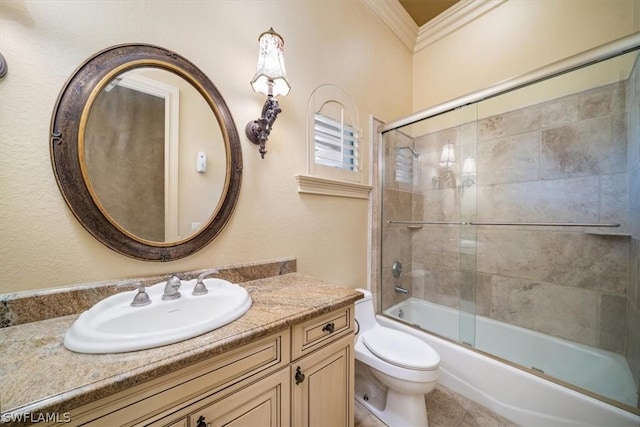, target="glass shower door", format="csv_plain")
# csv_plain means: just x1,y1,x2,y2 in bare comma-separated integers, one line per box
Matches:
380,104,478,348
